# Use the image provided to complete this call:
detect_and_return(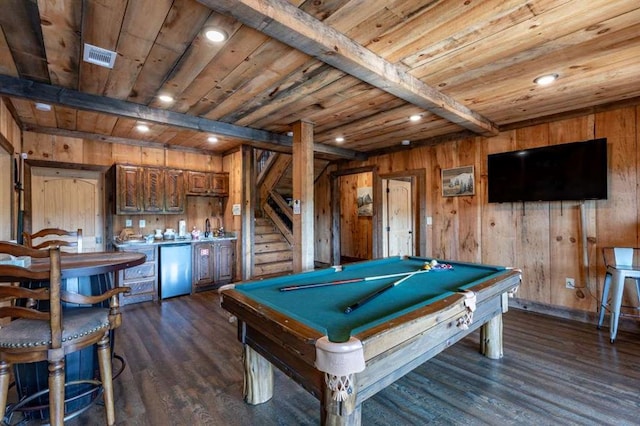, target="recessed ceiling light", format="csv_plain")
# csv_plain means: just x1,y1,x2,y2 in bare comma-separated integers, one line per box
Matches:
158,94,174,103
286,131,293,137
136,124,149,132
409,114,421,122
335,137,345,143
35,102,52,111
208,136,218,143
534,73,558,86
401,140,411,146
205,28,227,42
